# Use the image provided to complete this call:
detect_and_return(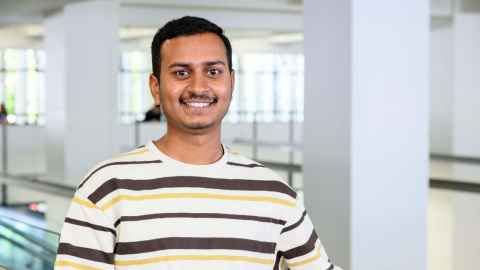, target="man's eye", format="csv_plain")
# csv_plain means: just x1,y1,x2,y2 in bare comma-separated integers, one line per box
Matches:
174,70,190,78
207,68,222,77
